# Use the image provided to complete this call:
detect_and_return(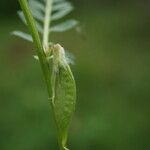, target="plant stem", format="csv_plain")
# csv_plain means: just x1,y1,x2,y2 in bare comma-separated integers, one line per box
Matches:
43,0,53,52
18,0,64,149
19,0,52,96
